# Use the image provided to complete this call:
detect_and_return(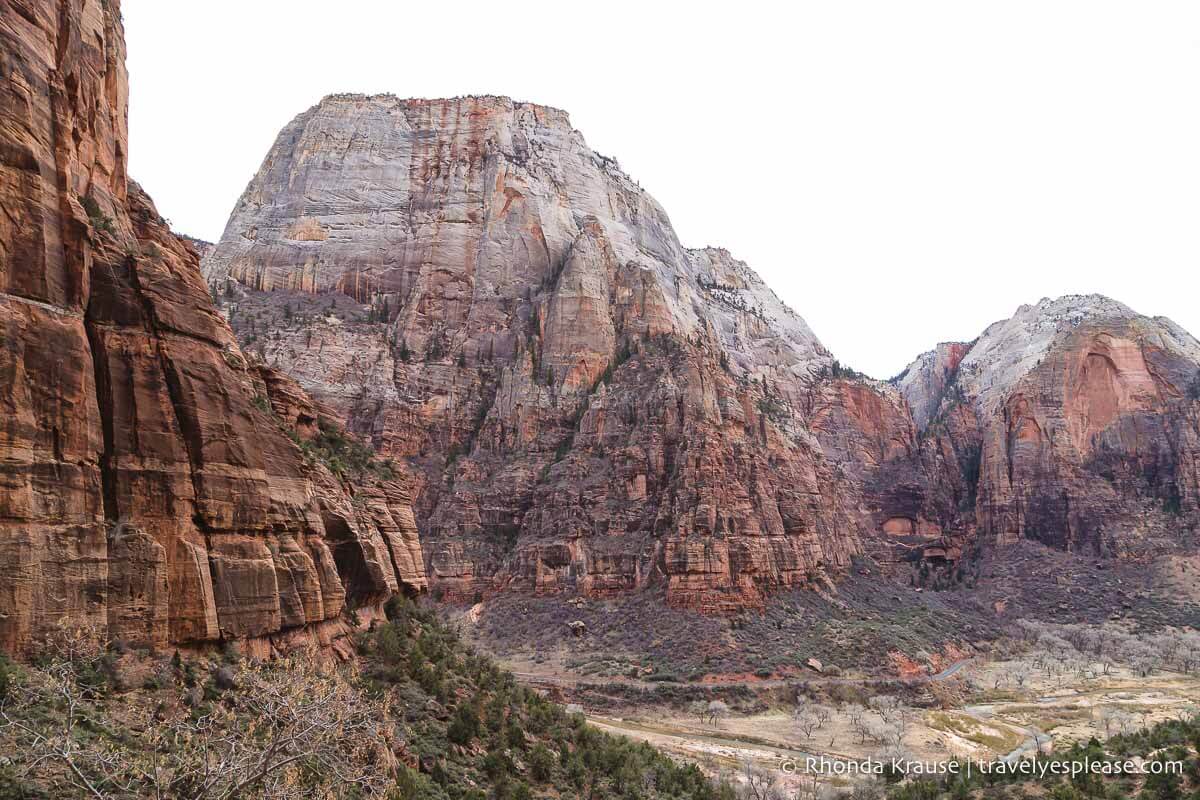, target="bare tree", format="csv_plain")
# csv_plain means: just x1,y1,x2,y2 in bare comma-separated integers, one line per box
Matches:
1130,651,1159,678
1114,711,1135,736
865,719,902,747
868,695,901,724
1,625,398,800
1012,662,1030,690
847,704,870,744
794,706,822,739
1098,707,1118,737
737,760,785,800
706,700,730,726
